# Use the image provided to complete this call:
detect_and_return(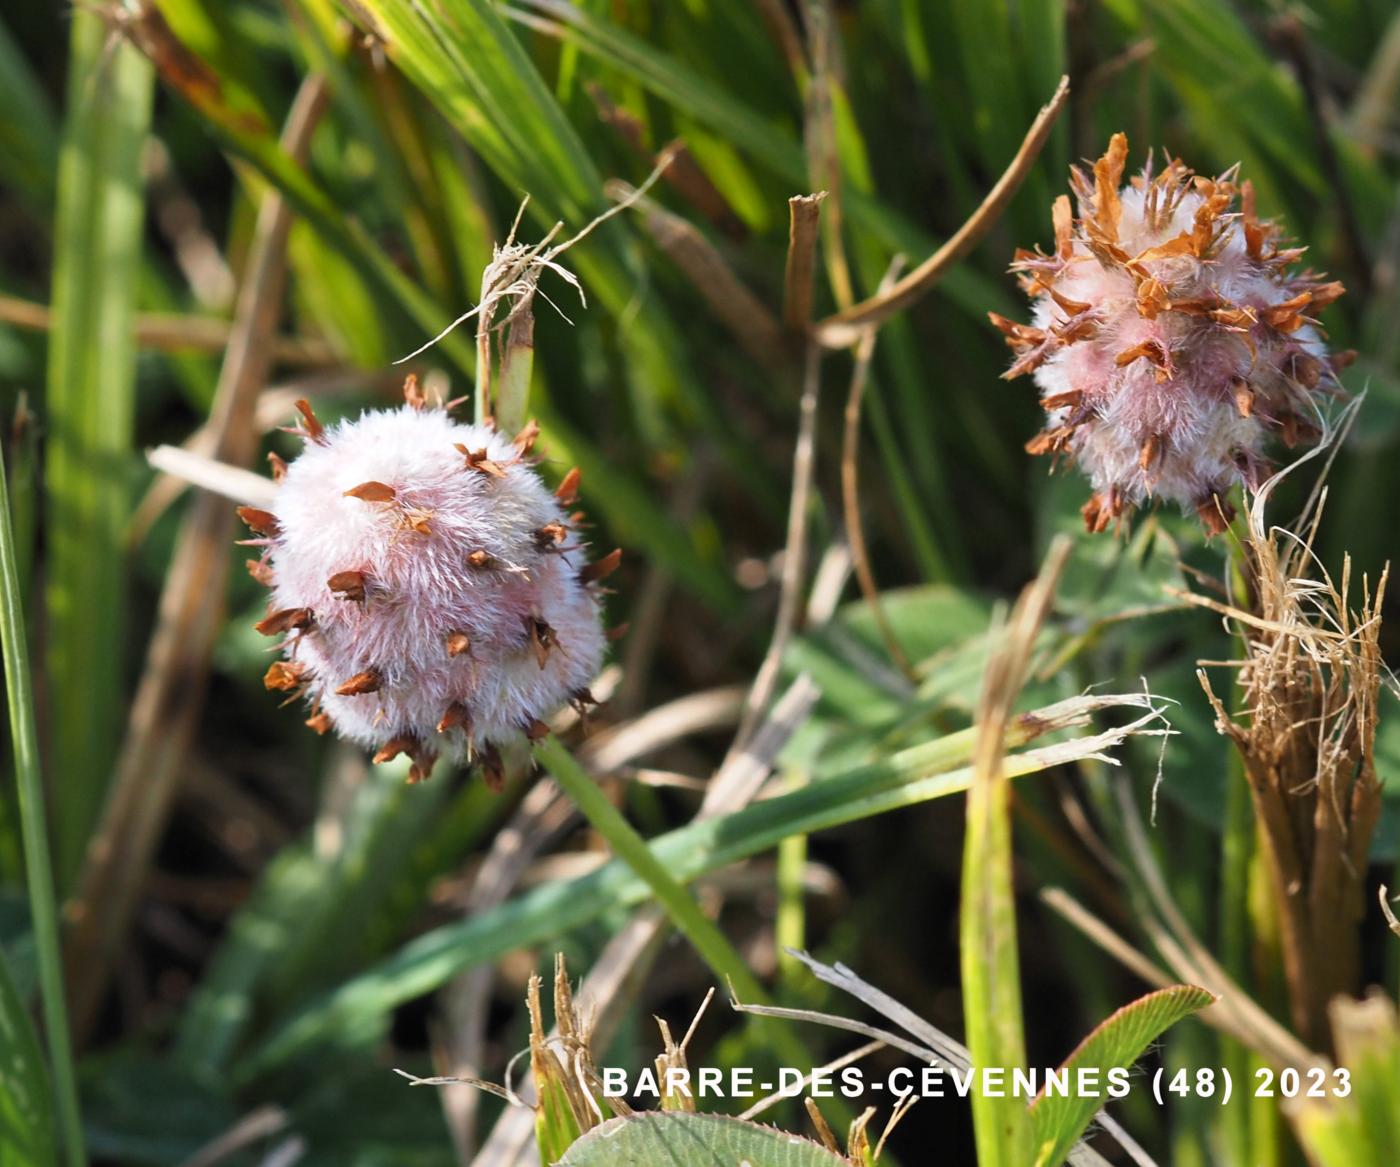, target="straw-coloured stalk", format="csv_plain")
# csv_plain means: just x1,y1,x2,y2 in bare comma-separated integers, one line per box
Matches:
1000,133,1350,534
1194,488,1389,1049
